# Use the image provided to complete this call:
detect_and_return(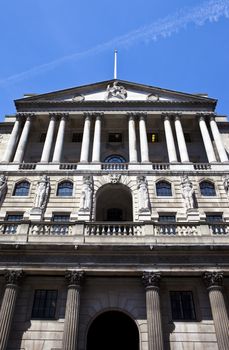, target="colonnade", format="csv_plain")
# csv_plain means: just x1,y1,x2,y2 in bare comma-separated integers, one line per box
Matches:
2,112,228,164
0,270,228,350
